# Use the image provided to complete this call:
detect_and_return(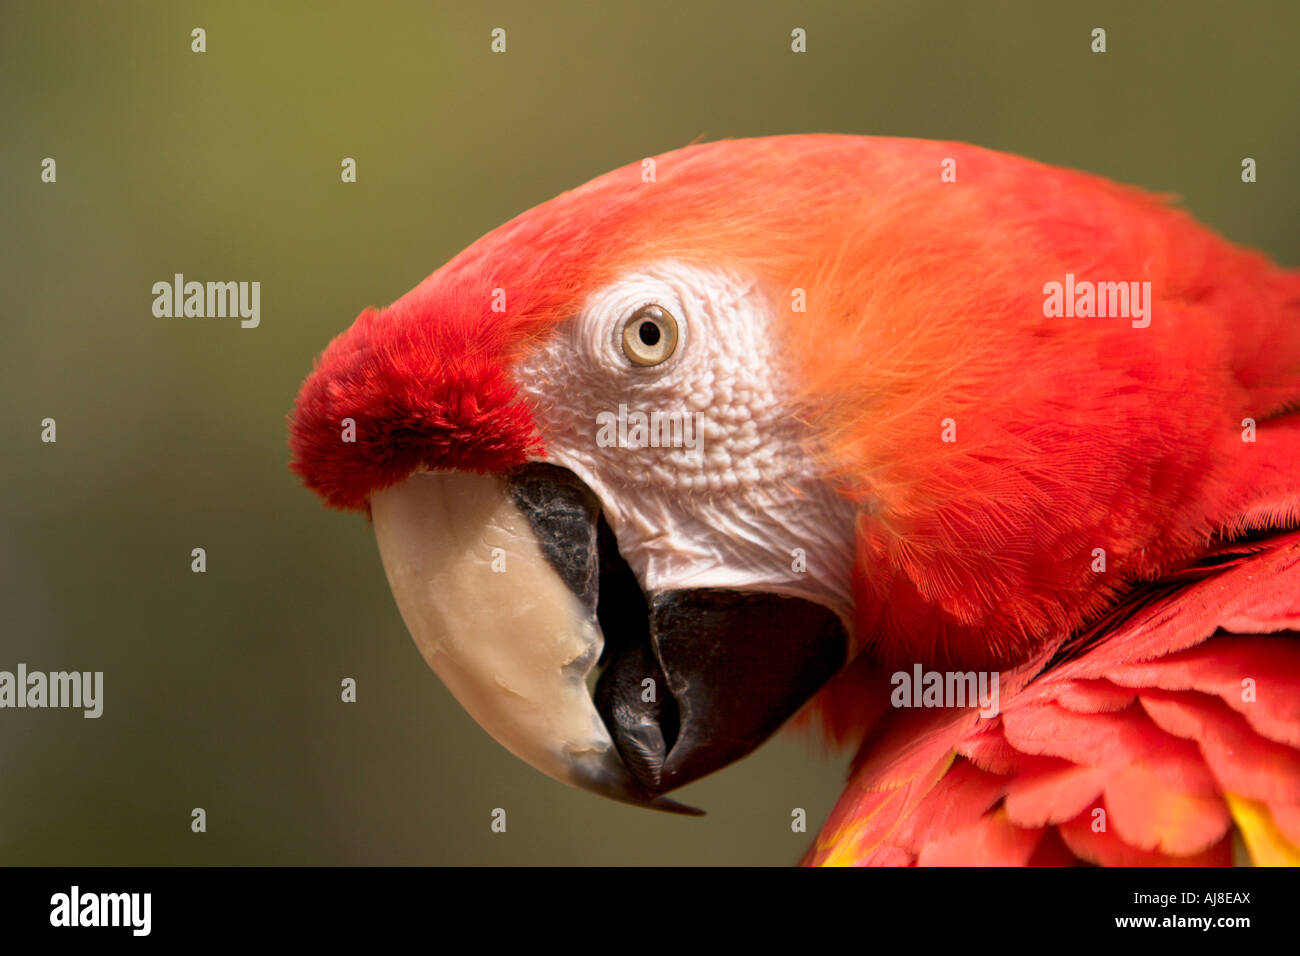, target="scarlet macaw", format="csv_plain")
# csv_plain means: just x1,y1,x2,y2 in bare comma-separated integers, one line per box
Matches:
289,136,1300,865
